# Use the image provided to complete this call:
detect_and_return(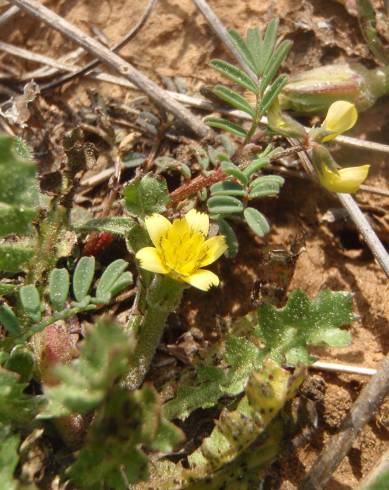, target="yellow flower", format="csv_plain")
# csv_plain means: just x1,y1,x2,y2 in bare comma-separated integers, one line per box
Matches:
317,163,370,193
135,209,227,291
321,100,358,142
